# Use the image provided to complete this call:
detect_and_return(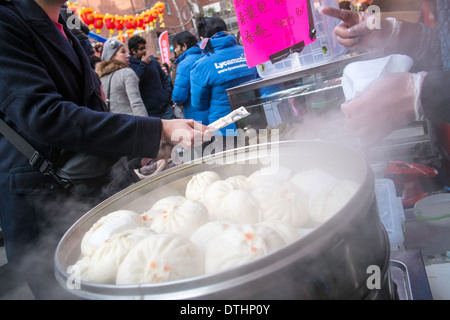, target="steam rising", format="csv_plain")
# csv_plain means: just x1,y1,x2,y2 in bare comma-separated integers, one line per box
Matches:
273,107,359,149
14,193,98,300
